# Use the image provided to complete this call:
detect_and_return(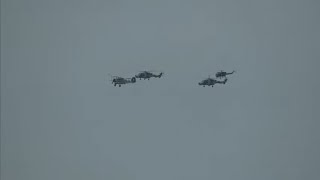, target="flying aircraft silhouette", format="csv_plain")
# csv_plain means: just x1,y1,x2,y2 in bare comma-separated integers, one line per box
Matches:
135,71,163,80
215,70,235,79
109,74,136,87
198,76,228,87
